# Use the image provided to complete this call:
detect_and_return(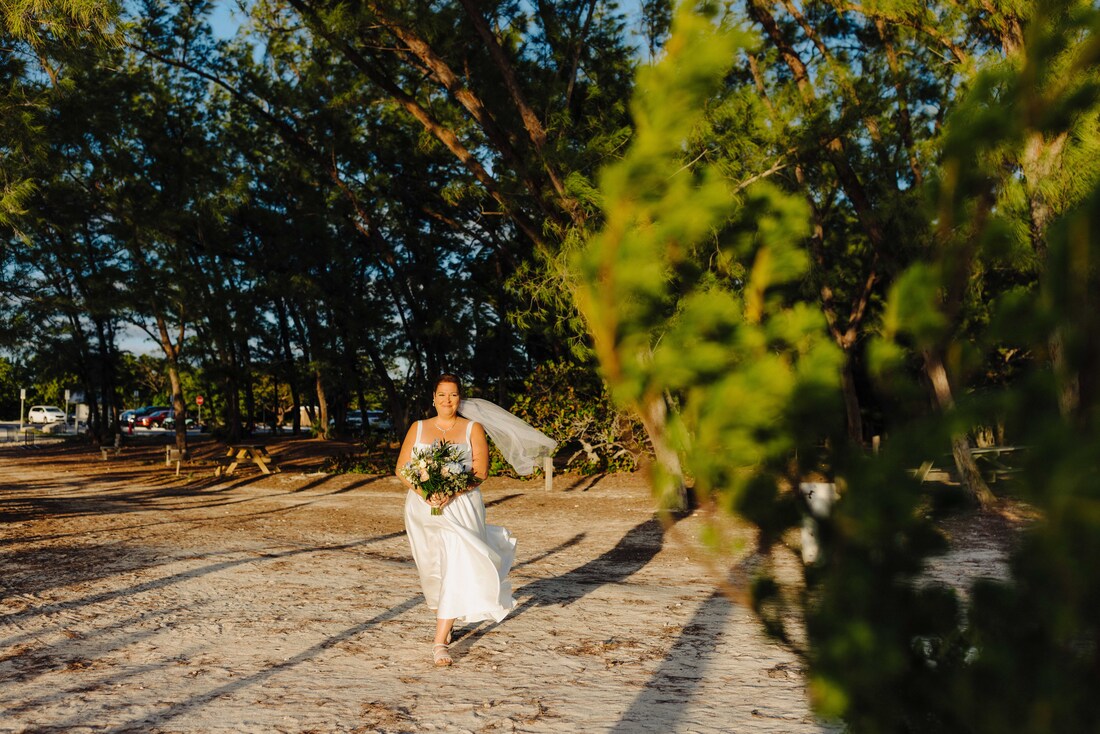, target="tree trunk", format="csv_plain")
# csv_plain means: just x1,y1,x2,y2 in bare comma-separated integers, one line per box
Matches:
363,340,405,434
922,348,995,508
153,314,190,458
224,372,242,443
314,368,330,439
94,318,120,441
840,359,864,446
242,339,256,436
637,393,689,512
291,385,302,435
275,299,303,435
1020,130,1077,419
1049,327,1081,420
219,340,242,442
168,367,188,457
